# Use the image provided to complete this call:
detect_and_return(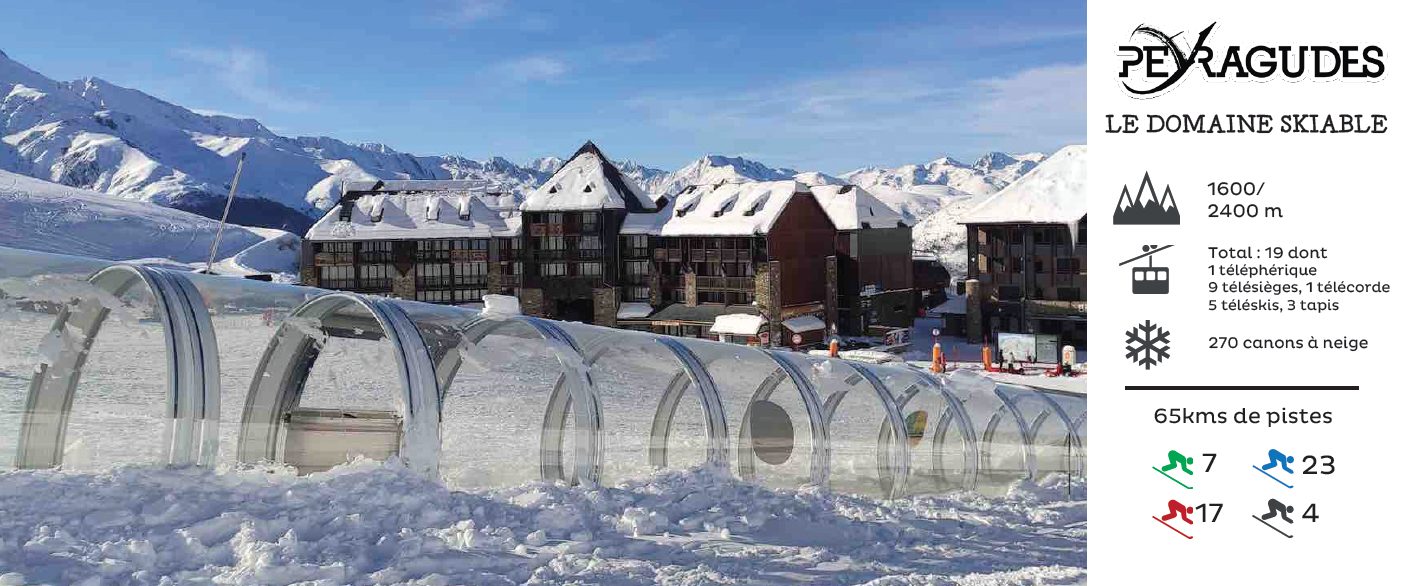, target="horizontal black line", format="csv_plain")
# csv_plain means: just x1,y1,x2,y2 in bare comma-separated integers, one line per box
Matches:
1125,385,1359,391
